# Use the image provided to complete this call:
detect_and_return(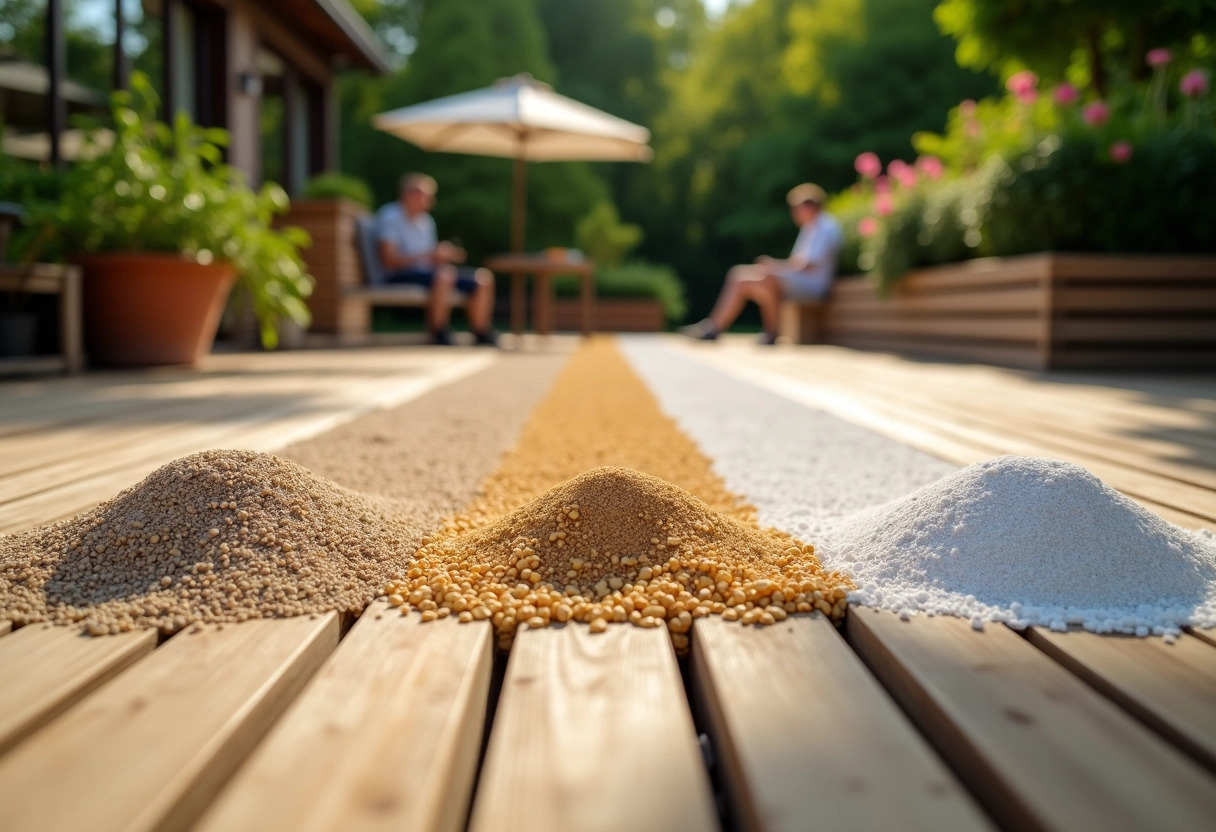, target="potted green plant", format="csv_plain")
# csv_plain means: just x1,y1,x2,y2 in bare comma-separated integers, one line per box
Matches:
41,72,313,366
279,173,374,337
